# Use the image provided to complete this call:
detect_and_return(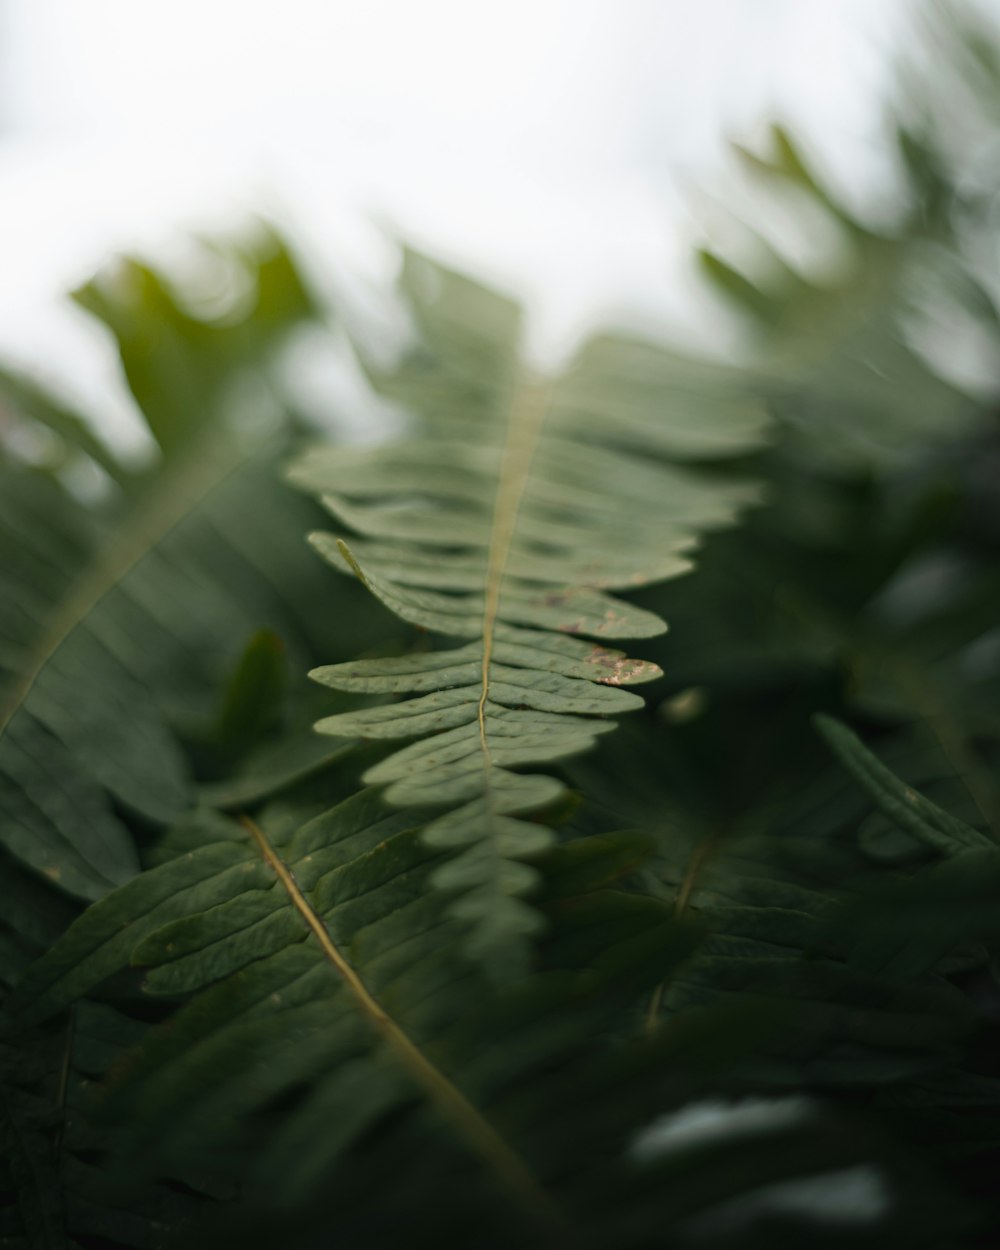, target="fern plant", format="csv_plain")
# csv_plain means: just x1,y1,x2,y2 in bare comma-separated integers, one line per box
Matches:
4,5,1000,1247
287,247,768,972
